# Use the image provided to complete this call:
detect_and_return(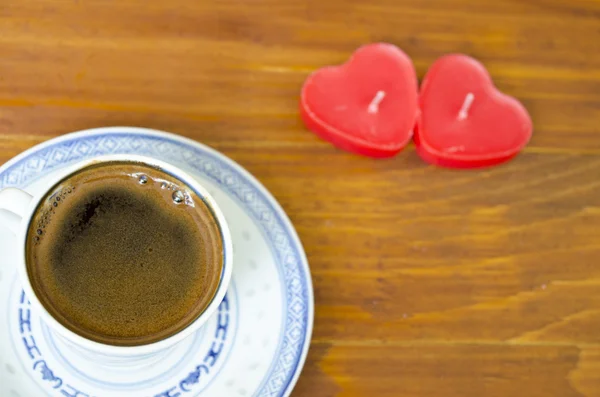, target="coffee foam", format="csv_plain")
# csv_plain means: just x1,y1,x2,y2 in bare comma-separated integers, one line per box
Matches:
26,162,224,346
33,186,76,245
